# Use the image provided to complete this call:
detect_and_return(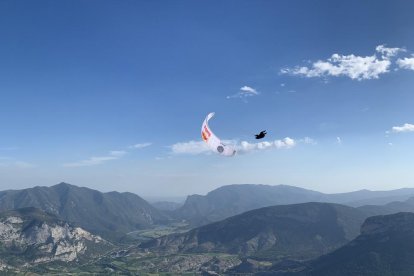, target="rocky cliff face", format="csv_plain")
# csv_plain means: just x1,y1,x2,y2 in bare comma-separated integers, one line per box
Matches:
0,207,112,270
303,212,414,276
